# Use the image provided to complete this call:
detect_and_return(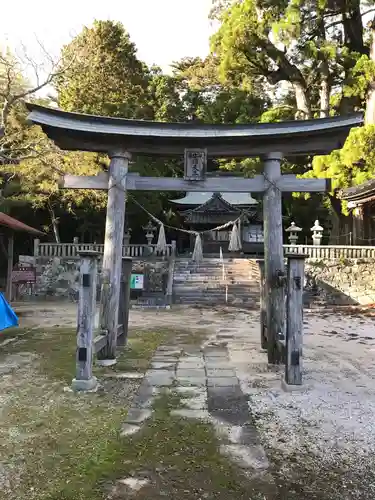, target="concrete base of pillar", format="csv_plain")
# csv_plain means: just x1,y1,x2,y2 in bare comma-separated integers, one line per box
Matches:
281,377,306,393
71,376,98,392
96,358,117,367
